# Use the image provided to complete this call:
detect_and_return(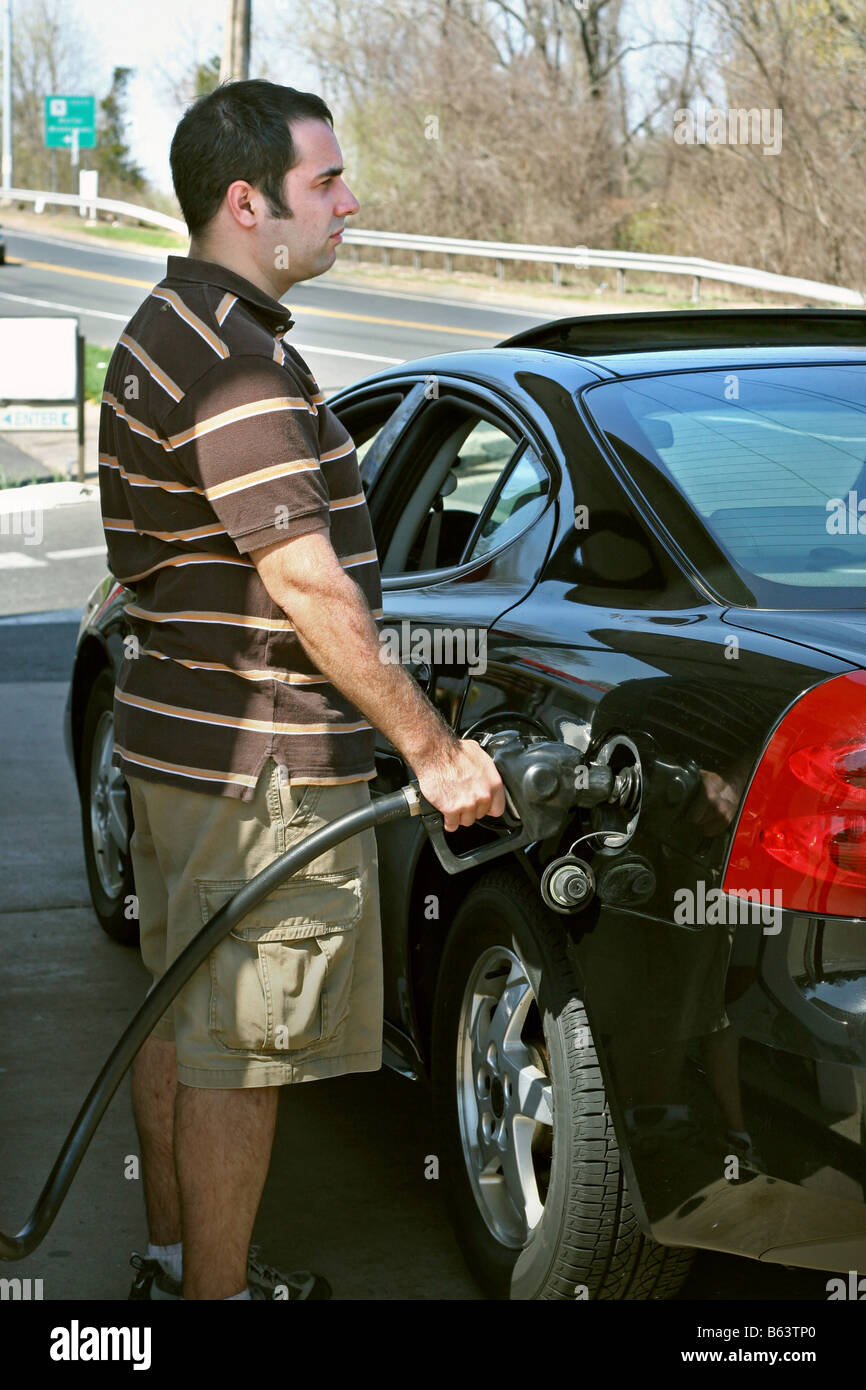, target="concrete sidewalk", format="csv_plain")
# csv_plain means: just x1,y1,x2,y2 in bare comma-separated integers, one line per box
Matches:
0,401,100,487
